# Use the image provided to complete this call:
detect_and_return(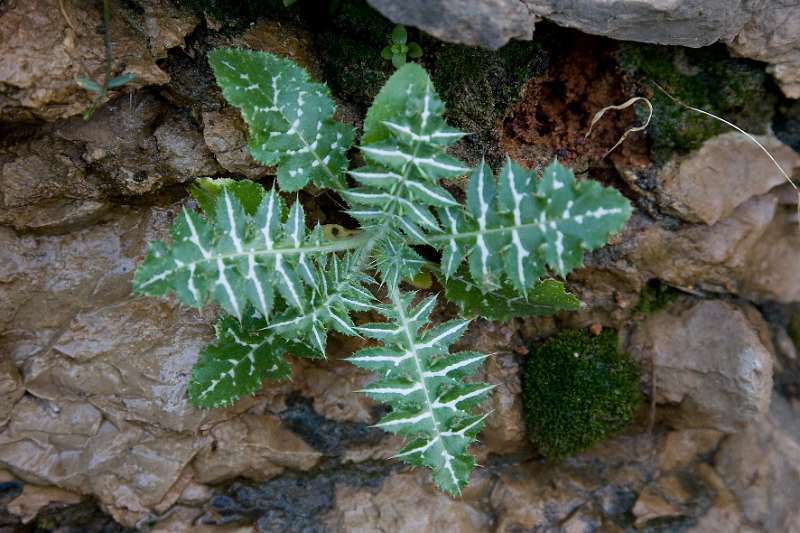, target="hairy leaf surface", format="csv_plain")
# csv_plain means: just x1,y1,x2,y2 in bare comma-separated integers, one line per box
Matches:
208,48,354,191
434,158,632,289
346,64,468,245
189,314,316,408
348,290,492,495
133,185,366,323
